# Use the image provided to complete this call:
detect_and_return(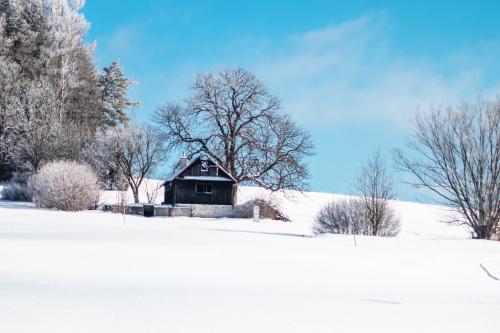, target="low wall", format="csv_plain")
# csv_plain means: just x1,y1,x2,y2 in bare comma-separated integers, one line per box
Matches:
190,204,234,218
99,204,234,218
154,206,171,217
171,206,192,217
